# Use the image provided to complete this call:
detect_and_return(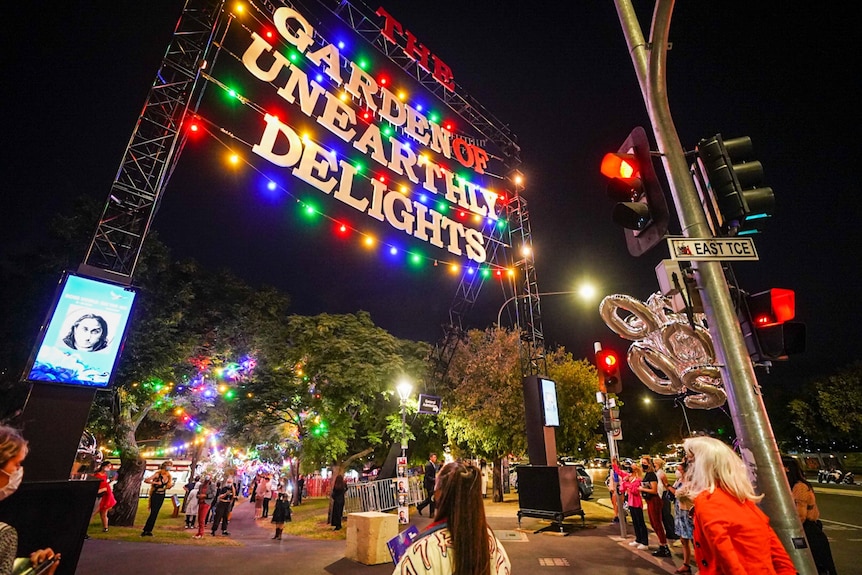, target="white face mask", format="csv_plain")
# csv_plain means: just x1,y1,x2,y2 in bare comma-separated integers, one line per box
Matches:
0,467,24,501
